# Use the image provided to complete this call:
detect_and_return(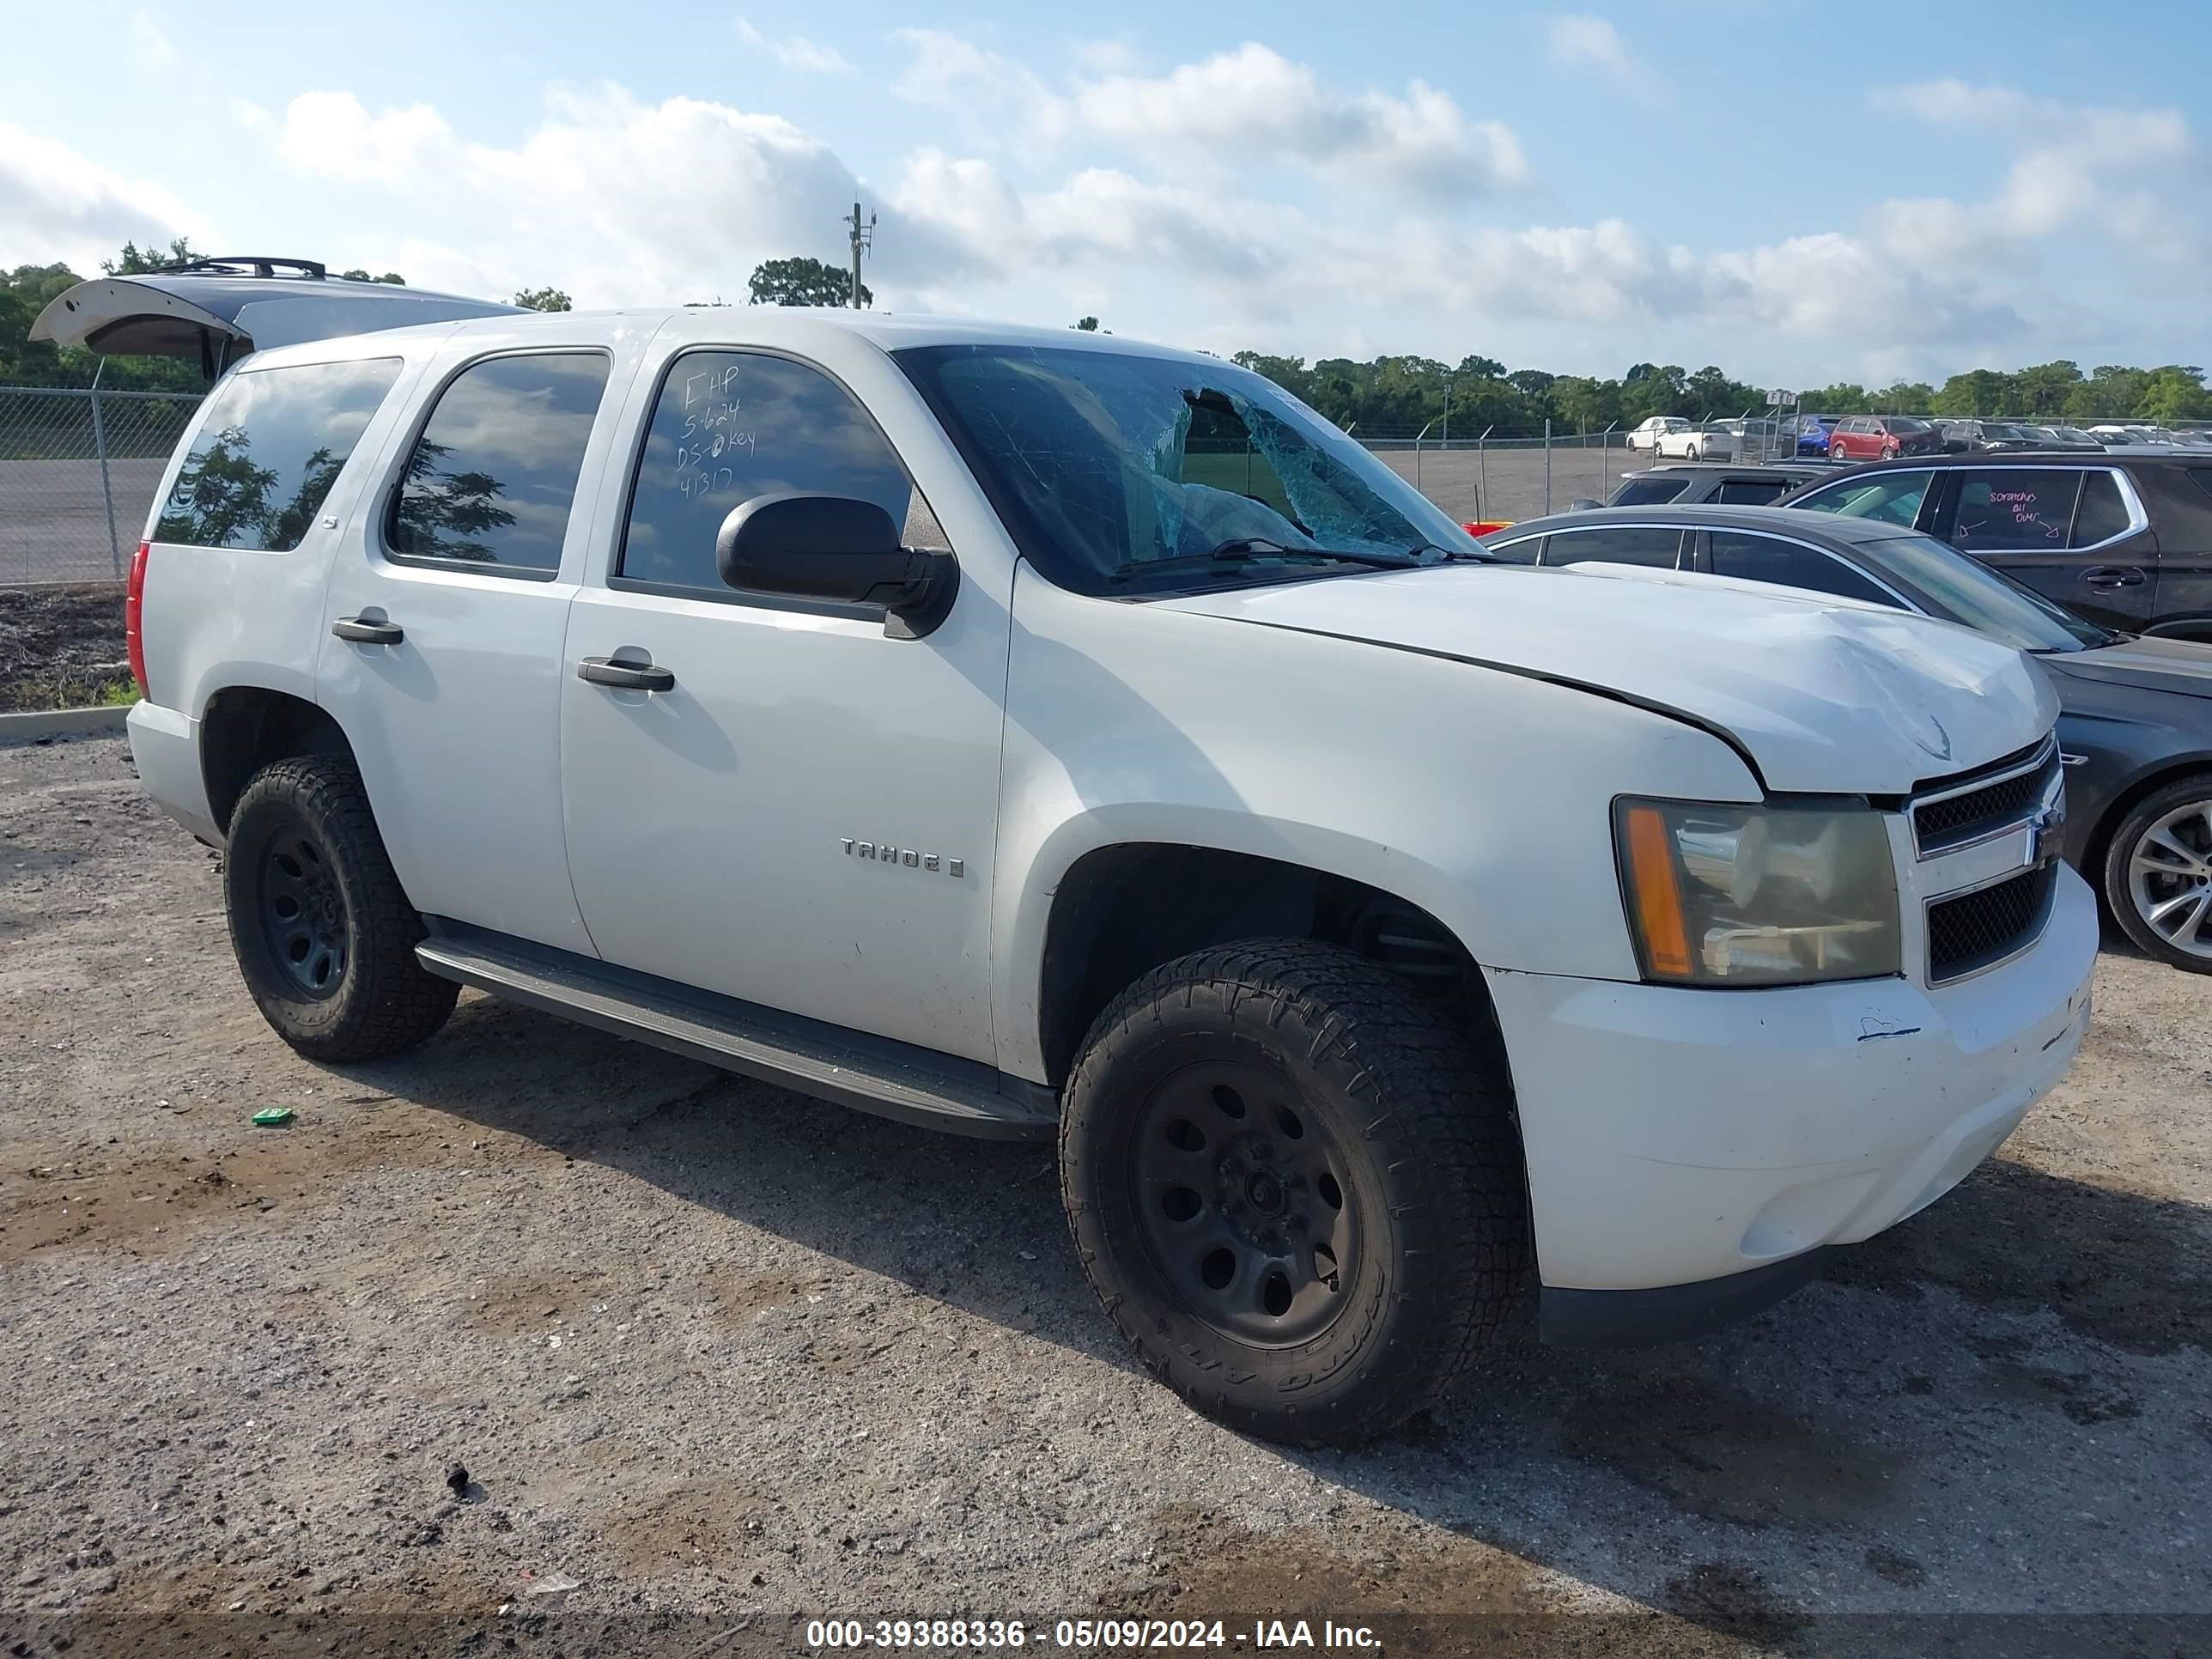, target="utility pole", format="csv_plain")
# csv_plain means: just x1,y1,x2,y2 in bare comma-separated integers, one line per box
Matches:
847,202,876,310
